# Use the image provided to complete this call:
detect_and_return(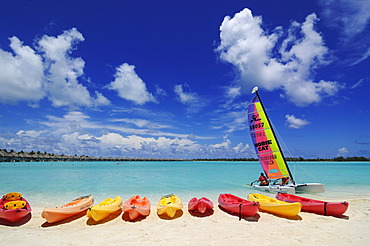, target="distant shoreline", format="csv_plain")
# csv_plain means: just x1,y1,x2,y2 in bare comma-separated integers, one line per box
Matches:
1,149,369,162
